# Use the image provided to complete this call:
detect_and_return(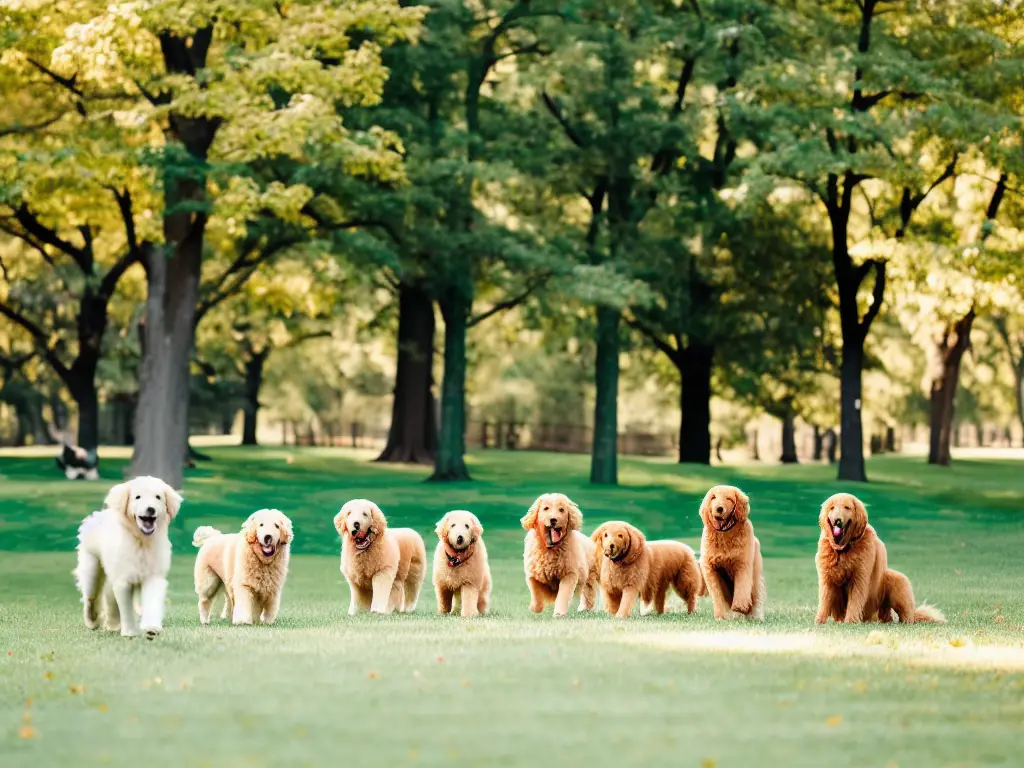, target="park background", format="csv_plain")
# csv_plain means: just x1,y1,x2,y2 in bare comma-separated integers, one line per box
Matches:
1,1,1024,766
